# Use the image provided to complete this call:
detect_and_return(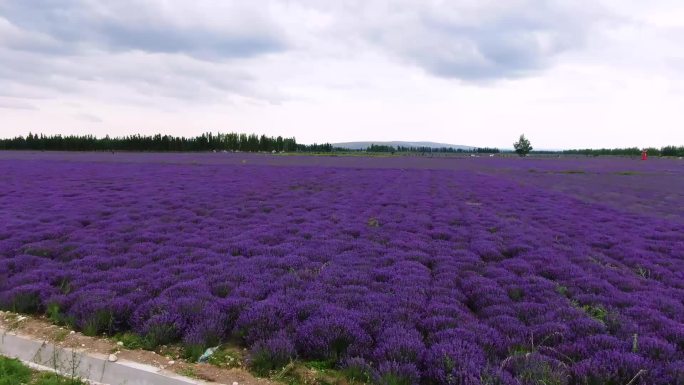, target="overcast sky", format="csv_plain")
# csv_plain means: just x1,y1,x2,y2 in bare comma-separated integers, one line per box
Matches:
1,0,683,148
